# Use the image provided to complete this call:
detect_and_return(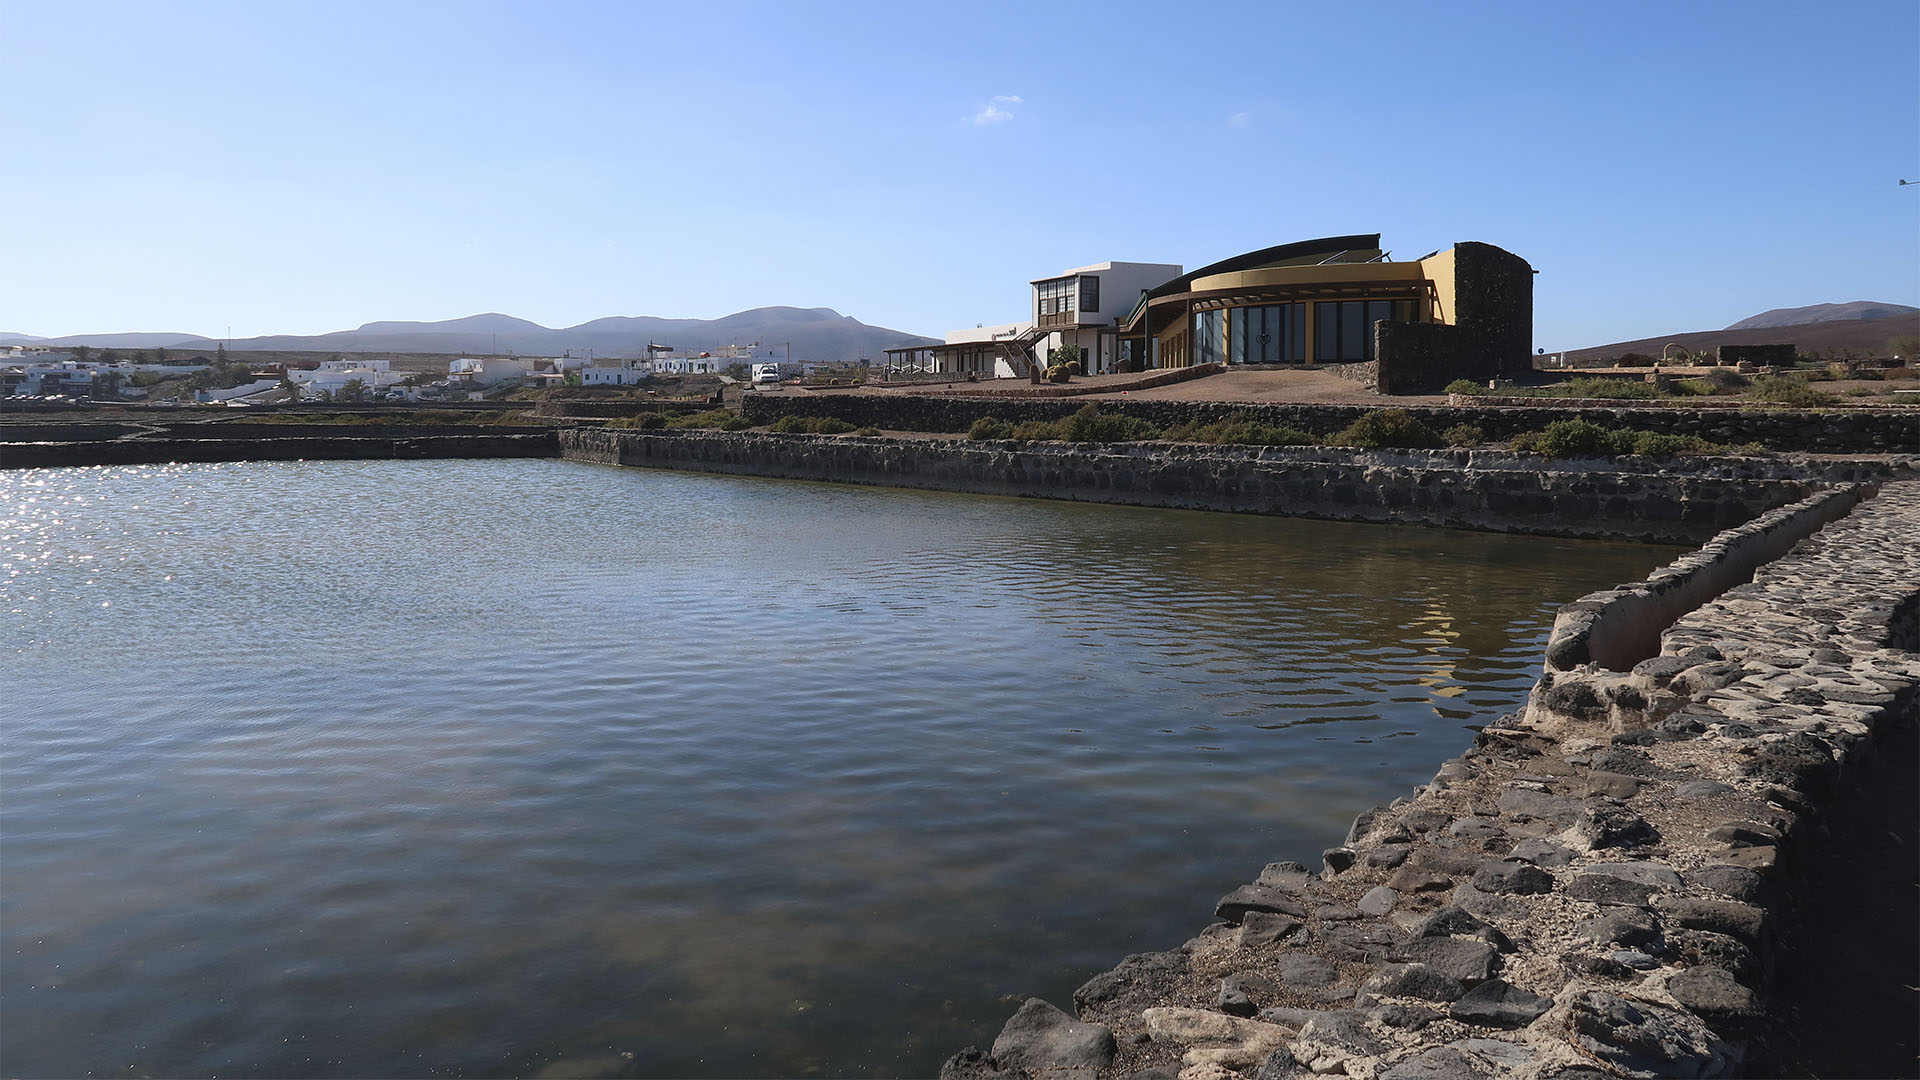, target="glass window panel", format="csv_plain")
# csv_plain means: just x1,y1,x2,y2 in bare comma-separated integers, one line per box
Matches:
1290,304,1307,362
1229,308,1245,365
1316,303,1339,361
1337,302,1359,361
